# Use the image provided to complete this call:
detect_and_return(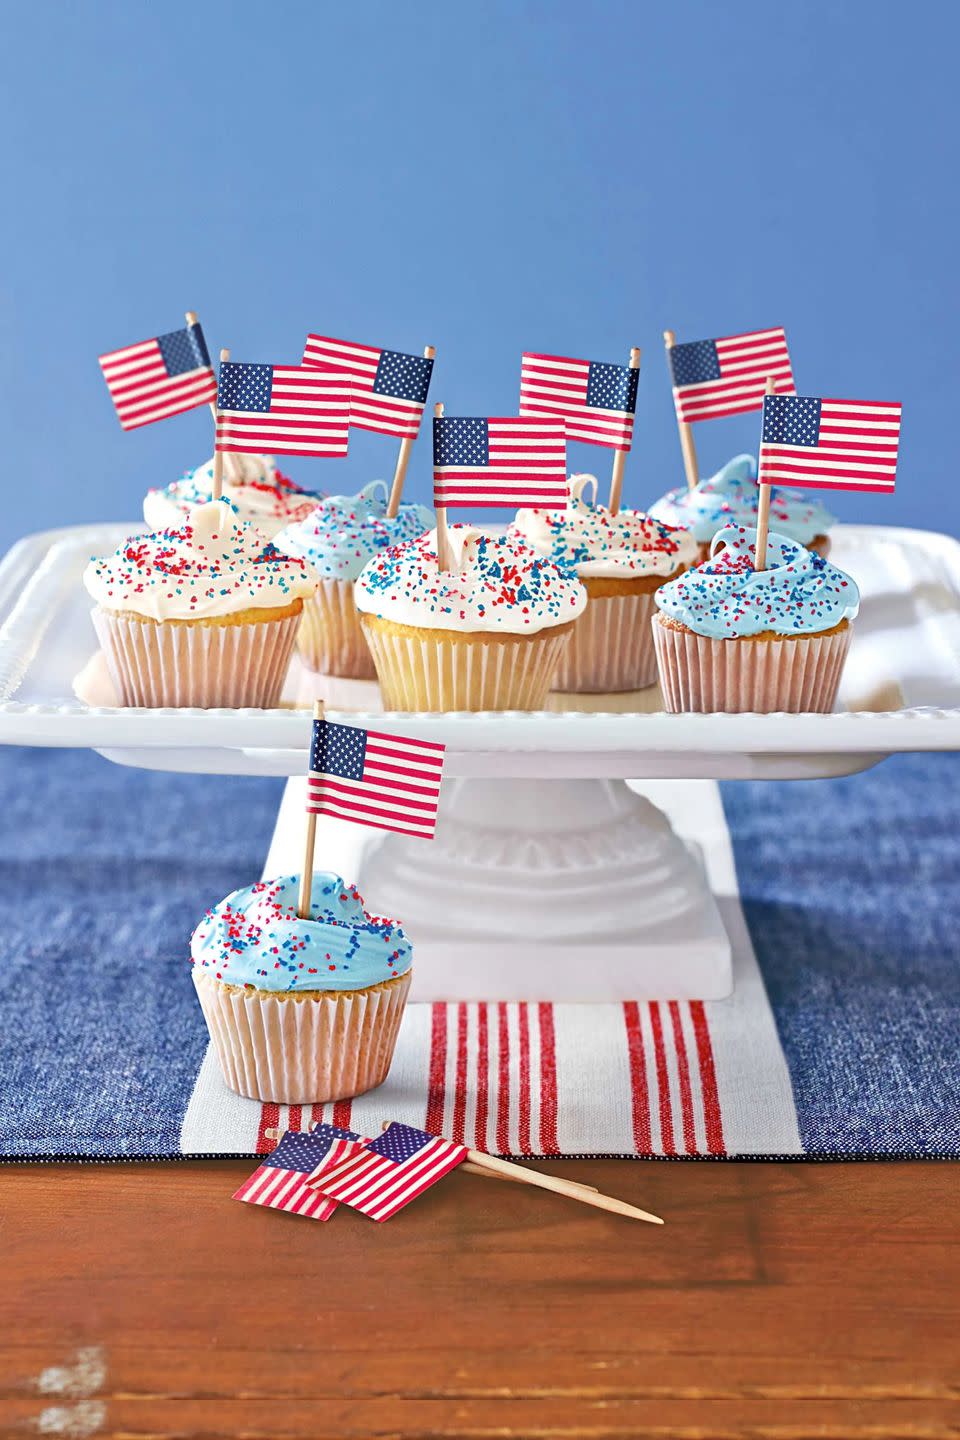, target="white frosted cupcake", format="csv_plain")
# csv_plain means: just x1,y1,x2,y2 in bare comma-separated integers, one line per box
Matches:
84,500,319,707
355,525,587,710
191,872,412,1104
143,454,323,541
510,474,698,692
274,481,433,678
